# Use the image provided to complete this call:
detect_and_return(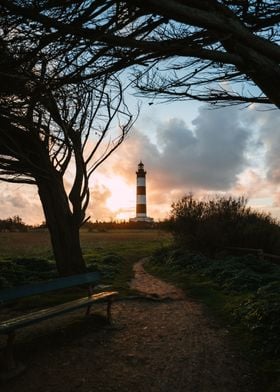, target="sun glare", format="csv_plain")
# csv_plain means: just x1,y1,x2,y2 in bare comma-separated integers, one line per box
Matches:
105,177,134,219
